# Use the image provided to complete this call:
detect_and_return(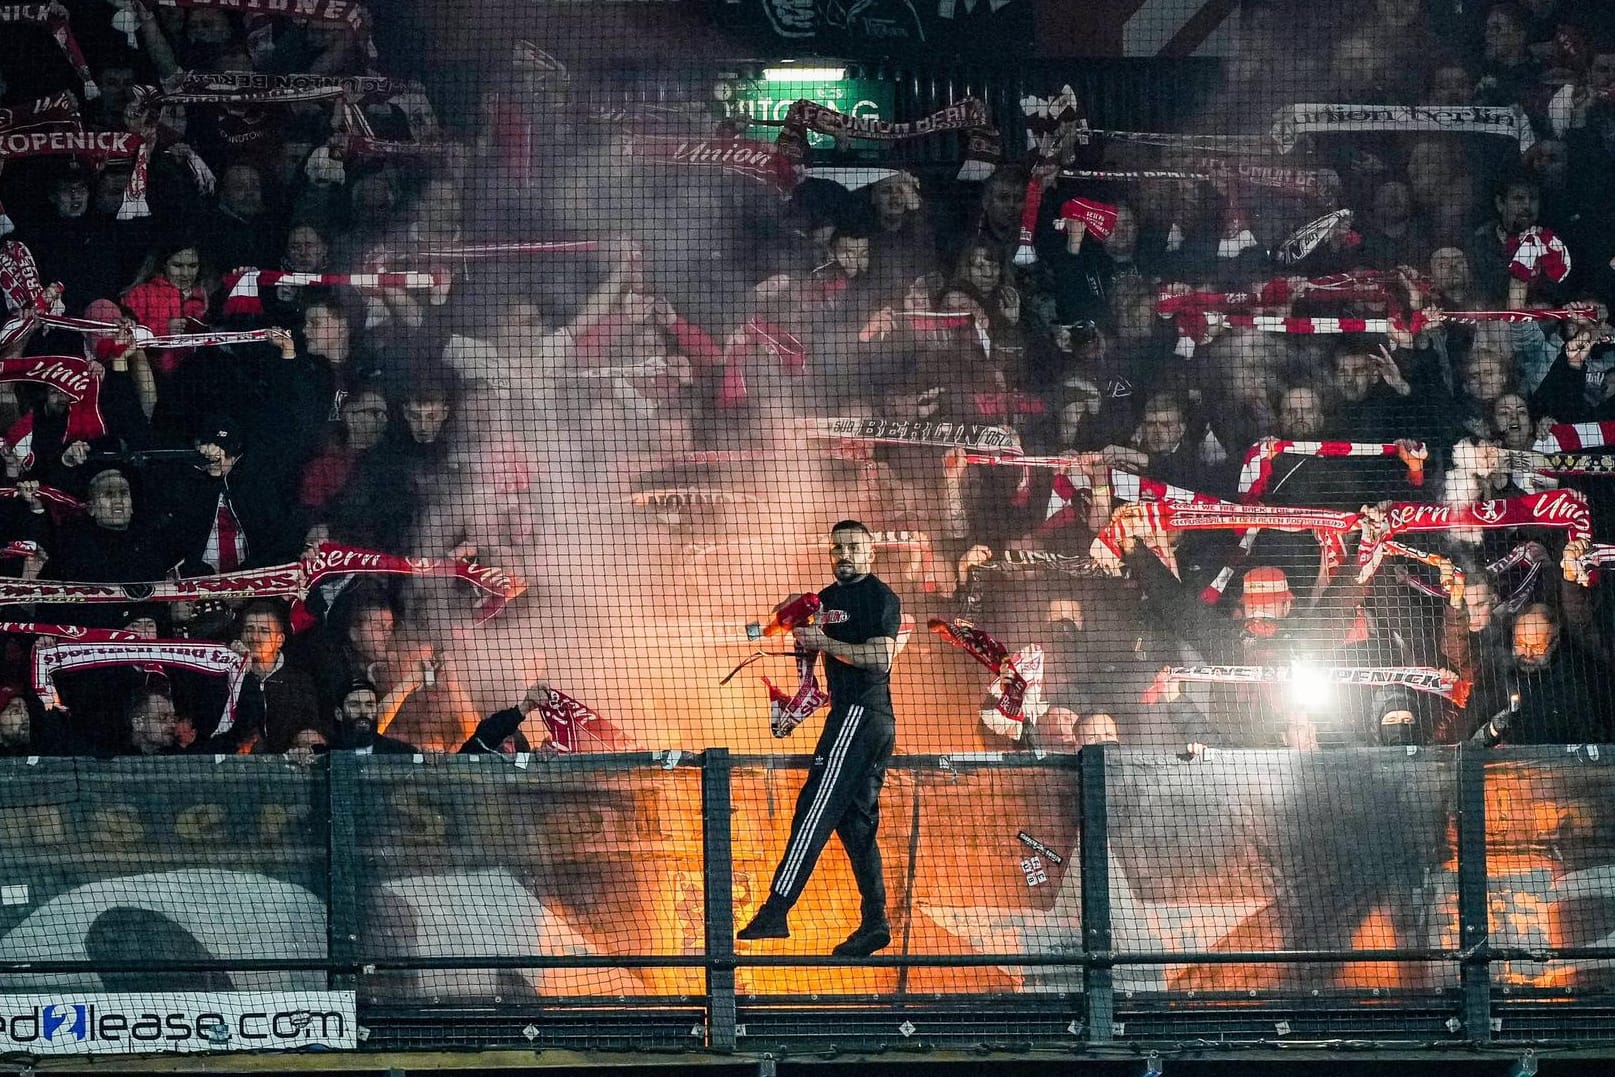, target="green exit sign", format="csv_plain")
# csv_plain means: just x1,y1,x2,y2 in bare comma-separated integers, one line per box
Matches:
722,79,895,149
